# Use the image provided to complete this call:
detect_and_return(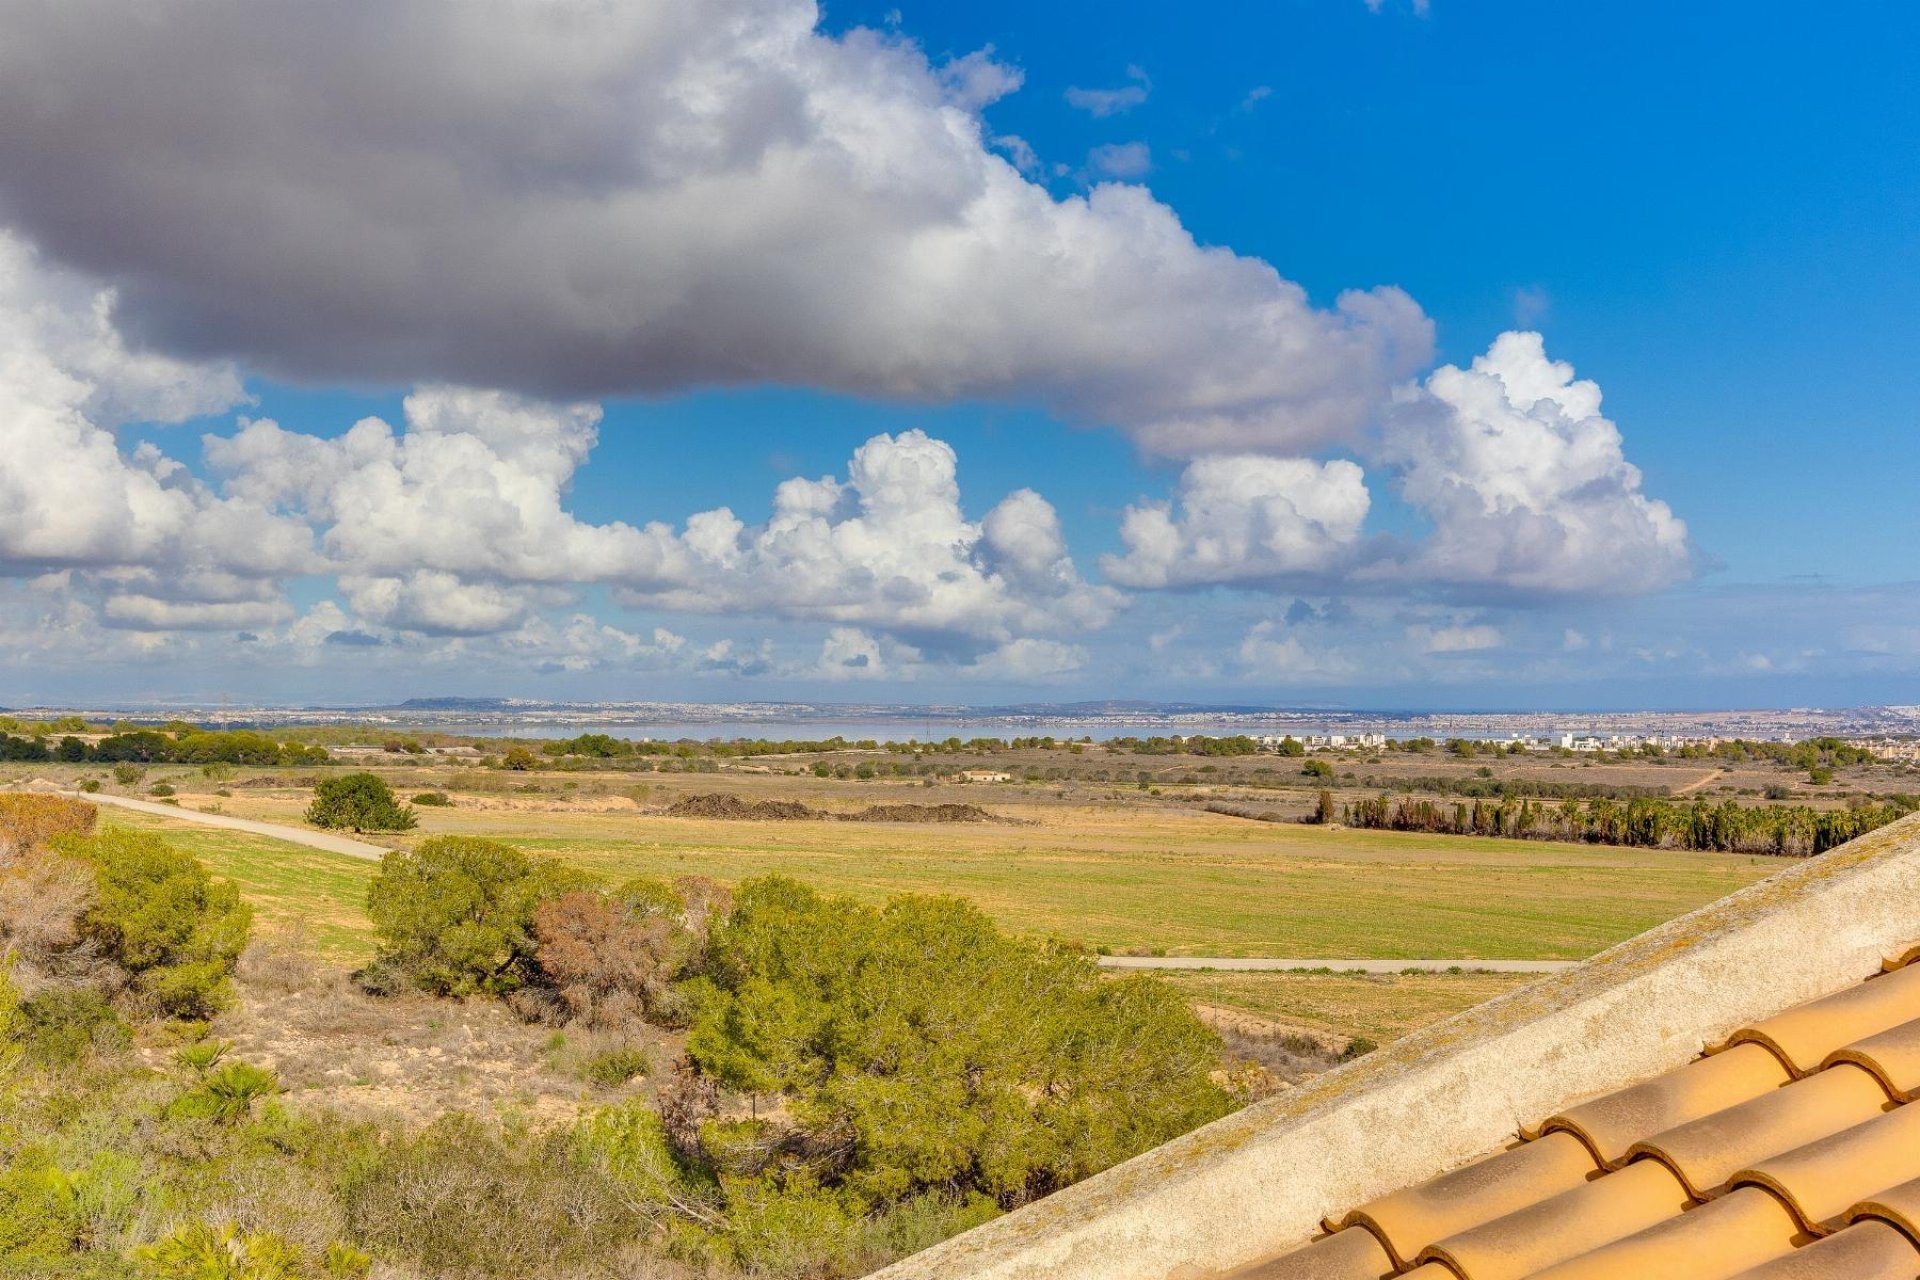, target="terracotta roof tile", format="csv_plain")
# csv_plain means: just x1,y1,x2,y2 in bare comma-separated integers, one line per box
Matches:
1521,1186,1804,1280
1220,1224,1392,1280
1847,1174,1920,1244
1220,940,1920,1280
1724,960,1920,1075
1539,1041,1789,1167
1331,1131,1598,1267
1414,1159,1691,1280
1882,946,1920,973
1724,1219,1920,1279
1825,1016,1920,1101
1623,1062,1893,1198
1731,1102,1920,1233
